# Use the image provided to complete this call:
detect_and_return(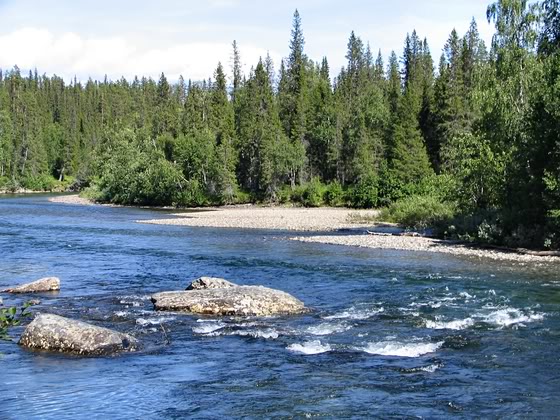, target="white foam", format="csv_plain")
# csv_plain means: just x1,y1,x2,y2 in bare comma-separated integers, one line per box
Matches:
200,325,280,339
287,340,332,355
359,340,443,358
425,317,475,331
306,322,350,336
459,292,474,300
192,322,226,334
136,316,176,326
482,308,544,327
114,311,129,317
420,364,441,373
324,307,384,320
119,295,151,306
234,329,280,339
